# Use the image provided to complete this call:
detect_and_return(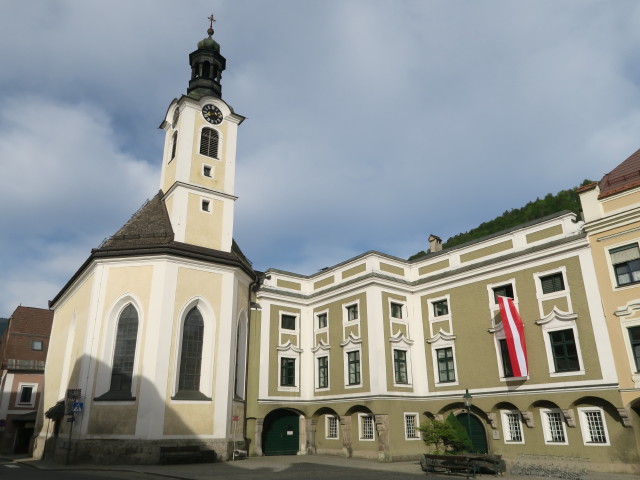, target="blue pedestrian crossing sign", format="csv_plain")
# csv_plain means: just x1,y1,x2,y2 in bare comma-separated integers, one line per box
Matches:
72,402,84,413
